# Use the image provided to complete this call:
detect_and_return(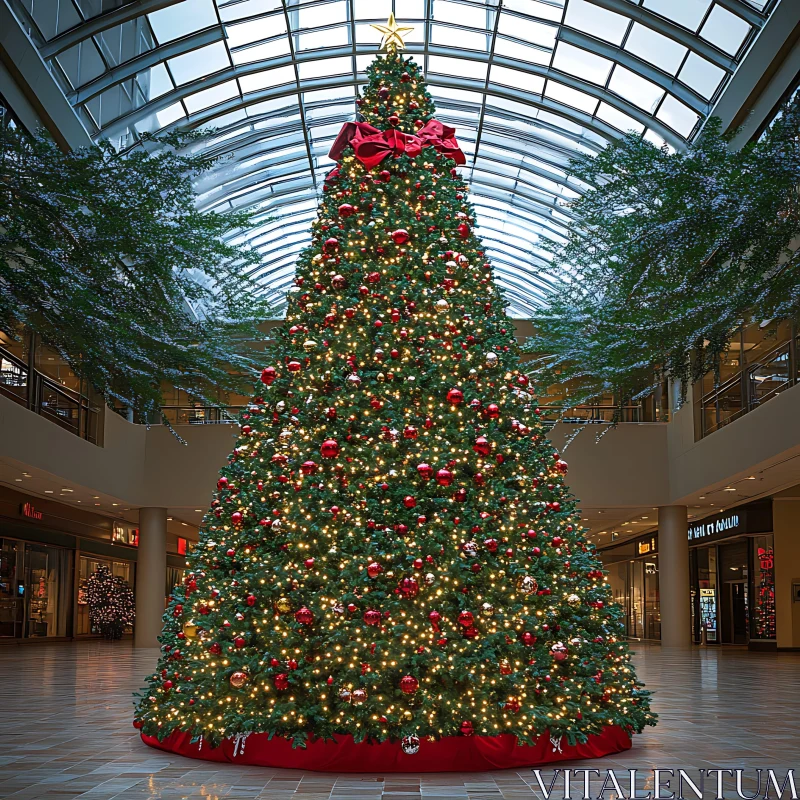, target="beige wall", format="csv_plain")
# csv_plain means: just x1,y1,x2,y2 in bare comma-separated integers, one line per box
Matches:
0,393,234,511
